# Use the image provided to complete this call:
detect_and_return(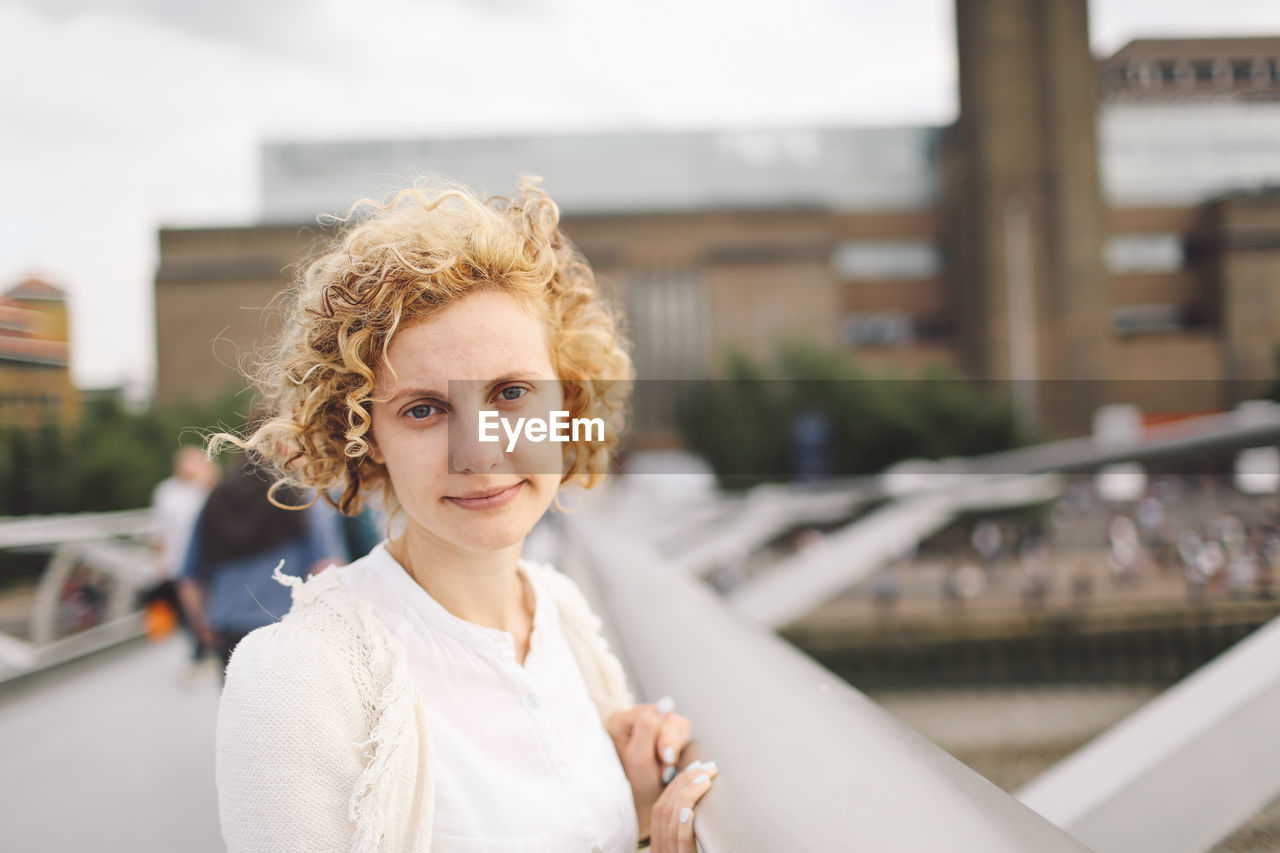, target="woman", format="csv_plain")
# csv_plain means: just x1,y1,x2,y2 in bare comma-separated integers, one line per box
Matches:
212,178,717,852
